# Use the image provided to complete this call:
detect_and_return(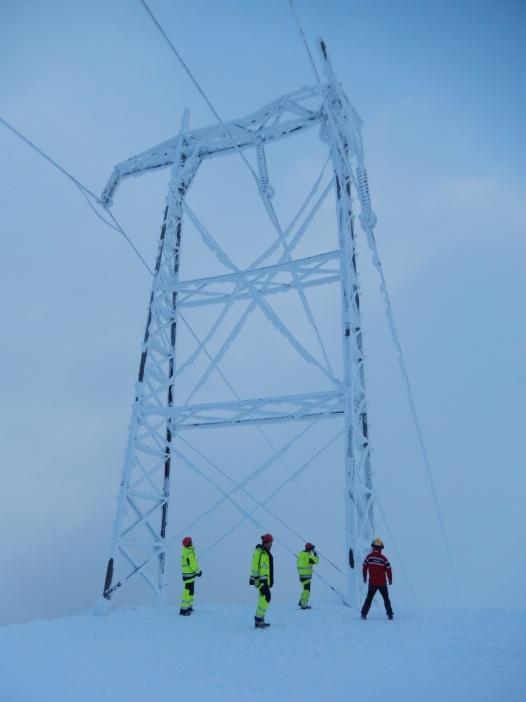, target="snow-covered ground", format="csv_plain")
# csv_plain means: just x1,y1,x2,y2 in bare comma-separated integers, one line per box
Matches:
1,602,524,702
